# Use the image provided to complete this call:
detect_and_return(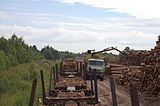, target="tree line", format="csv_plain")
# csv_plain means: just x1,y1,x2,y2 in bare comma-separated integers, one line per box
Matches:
30,45,83,60
0,35,44,71
0,34,82,71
